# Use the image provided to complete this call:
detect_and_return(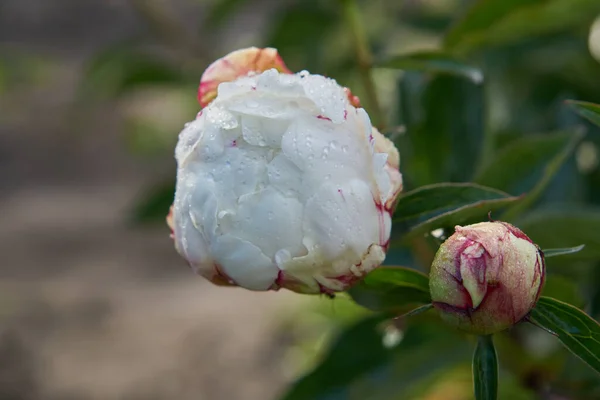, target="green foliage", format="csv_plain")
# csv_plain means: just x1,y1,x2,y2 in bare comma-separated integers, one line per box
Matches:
97,0,600,397
398,72,484,185
377,51,483,83
279,0,600,396
347,267,430,313
130,181,175,224
266,1,338,74
543,245,586,258
280,313,392,400
444,0,600,55
205,0,247,28
530,297,600,375
473,335,498,400
567,100,600,127
542,275,586,308
392,183,521,239
80,44,187,99
282,318,471,400
474,130,584,196
519,209,600,261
